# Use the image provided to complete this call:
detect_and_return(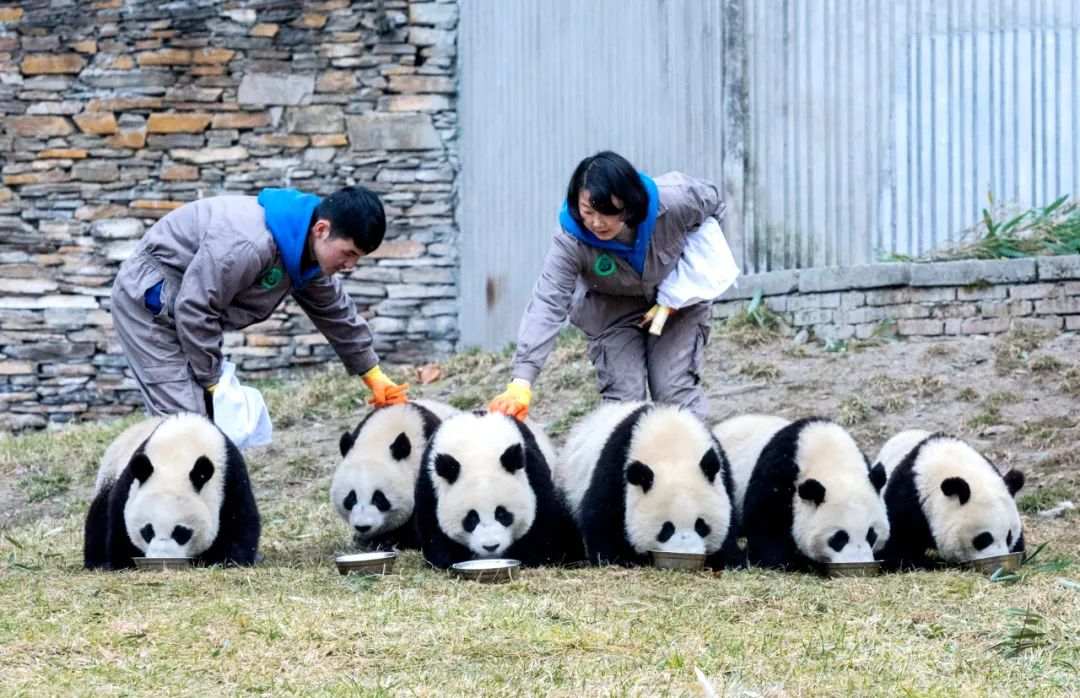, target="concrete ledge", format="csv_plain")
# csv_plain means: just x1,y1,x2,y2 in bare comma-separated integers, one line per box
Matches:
798,263,911,293
718,270,799,300
909,258,1037,287
1037,254,1080,280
